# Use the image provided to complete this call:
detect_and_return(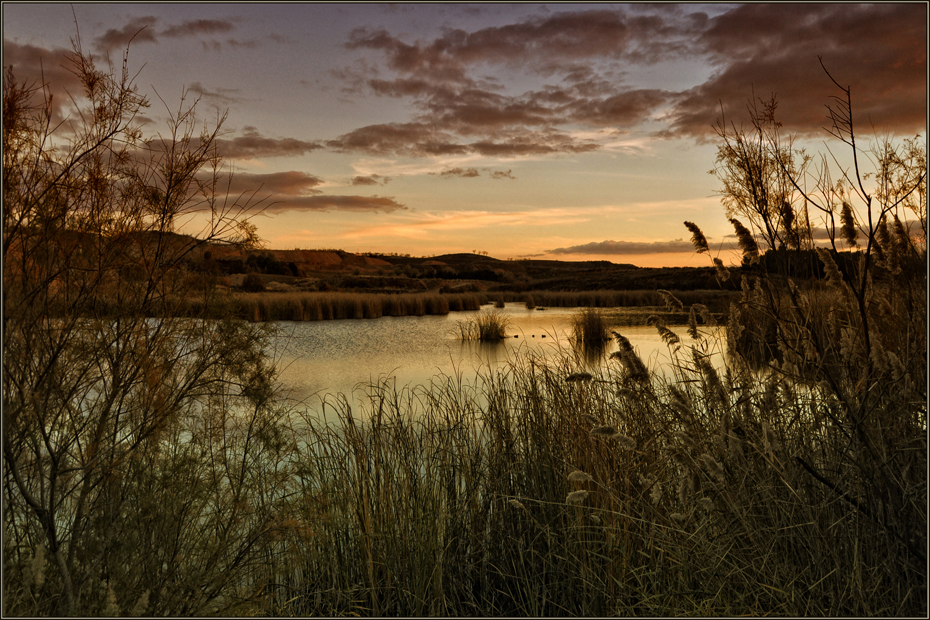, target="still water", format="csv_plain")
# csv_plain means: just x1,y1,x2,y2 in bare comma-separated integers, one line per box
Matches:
269,303,726,414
